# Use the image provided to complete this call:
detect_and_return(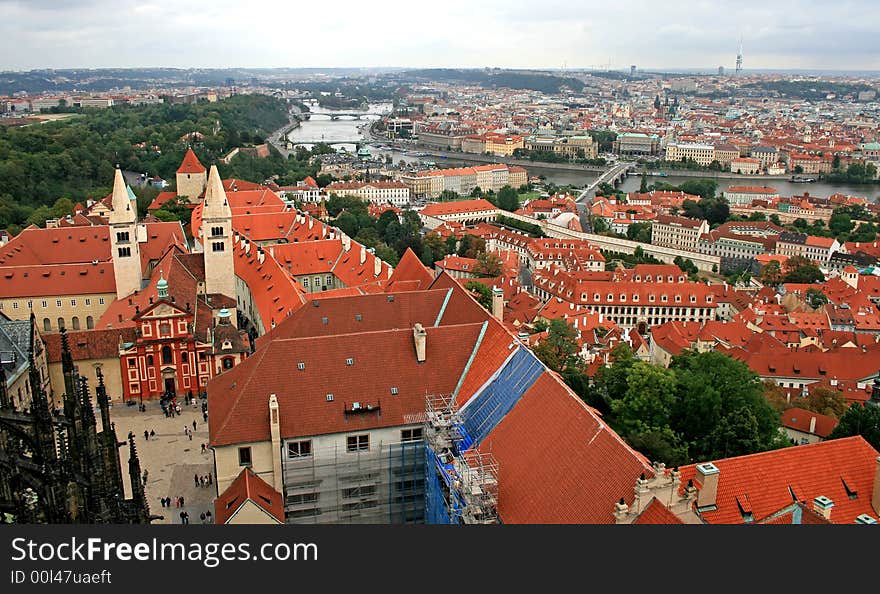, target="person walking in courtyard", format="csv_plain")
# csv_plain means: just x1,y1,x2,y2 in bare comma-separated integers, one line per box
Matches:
194,473,199,488
144,430,149,441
